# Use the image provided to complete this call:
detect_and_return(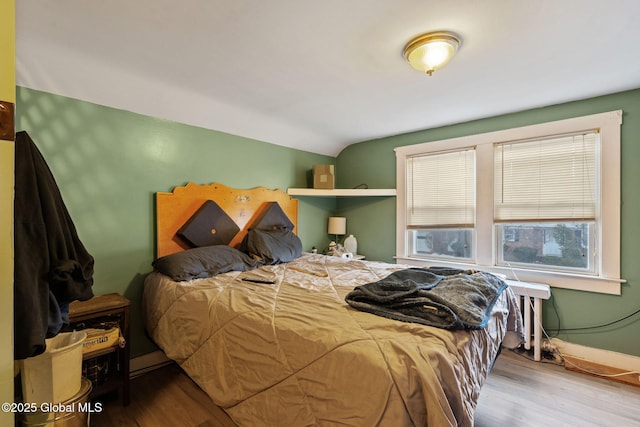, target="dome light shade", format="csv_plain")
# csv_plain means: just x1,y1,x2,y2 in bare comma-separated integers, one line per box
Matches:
403,31,461,76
